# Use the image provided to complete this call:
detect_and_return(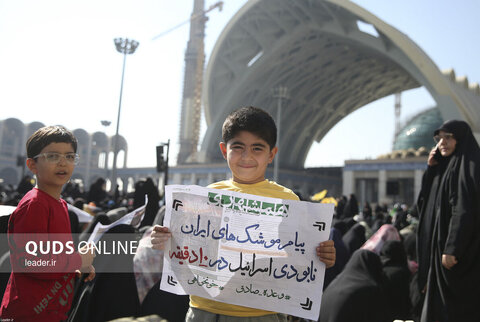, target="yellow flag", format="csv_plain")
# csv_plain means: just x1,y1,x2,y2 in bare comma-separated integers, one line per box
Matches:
311,189,327,201
321,197,338,206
